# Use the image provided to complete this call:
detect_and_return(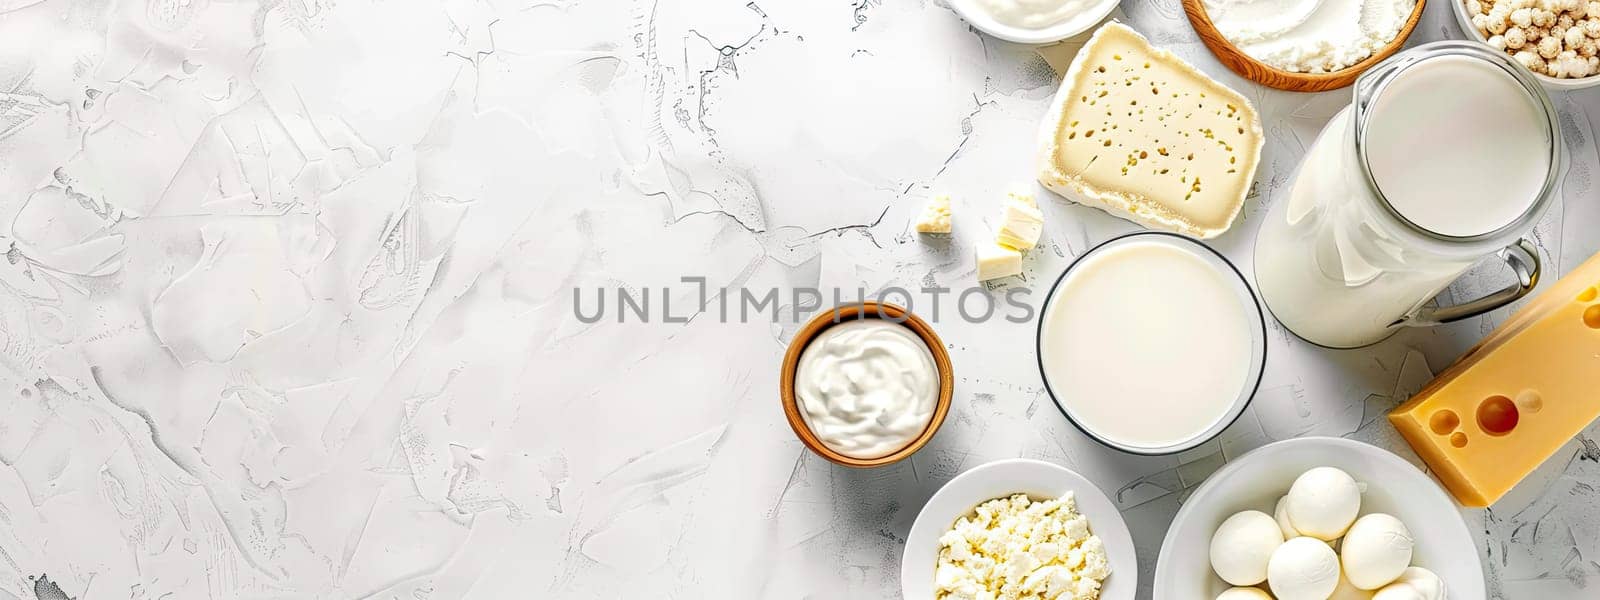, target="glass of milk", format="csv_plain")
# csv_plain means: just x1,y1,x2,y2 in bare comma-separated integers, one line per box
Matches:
1254,42,1564,349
